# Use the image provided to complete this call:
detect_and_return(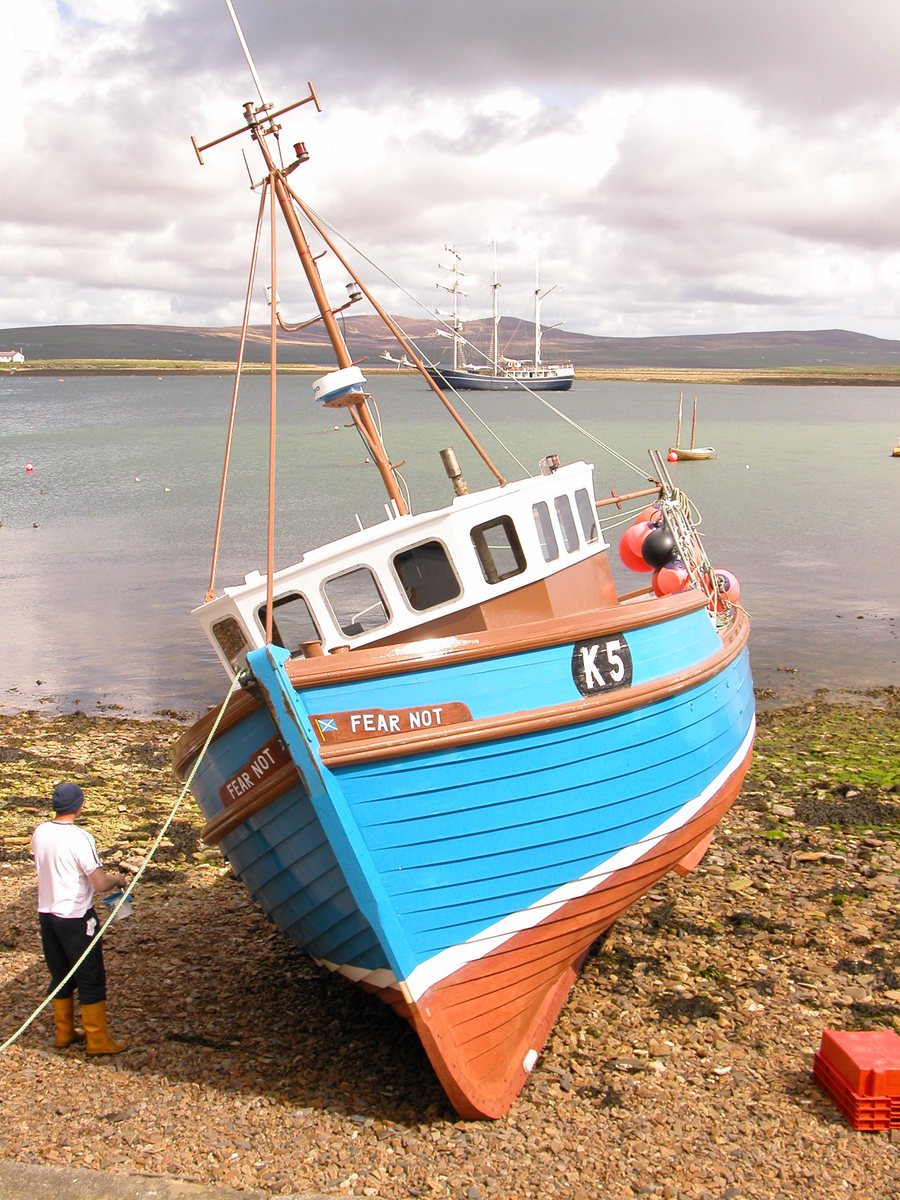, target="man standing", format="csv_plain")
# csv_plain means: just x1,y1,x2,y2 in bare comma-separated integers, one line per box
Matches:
31,781,130,1054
